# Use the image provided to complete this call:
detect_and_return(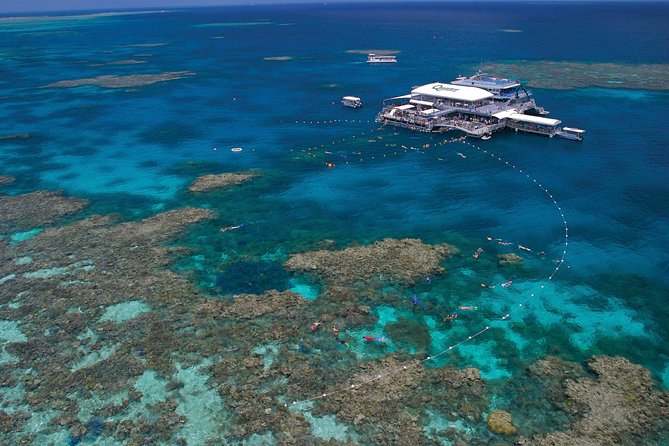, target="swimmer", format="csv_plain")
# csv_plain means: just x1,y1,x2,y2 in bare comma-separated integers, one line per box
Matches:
518,245,532,252
425,277,432,284
498,241,514,246
538,250,546,258
457,152,467,158
410,293,427,309
458,306,478,311
443,311,459,322
310,322,321,332
472,247,483,259
486,236,493,241
219,223,244,233
363,335,386,344
480,283,495,289
501,280,513,288
335,337,350,348
332,326,340,337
